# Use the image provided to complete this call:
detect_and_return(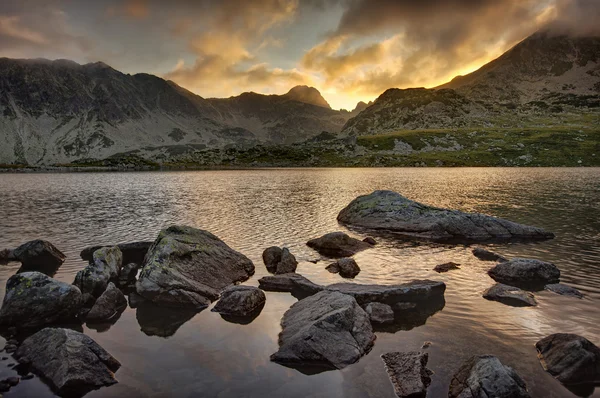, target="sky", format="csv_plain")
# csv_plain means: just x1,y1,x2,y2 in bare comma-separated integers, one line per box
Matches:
0,0,598,110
